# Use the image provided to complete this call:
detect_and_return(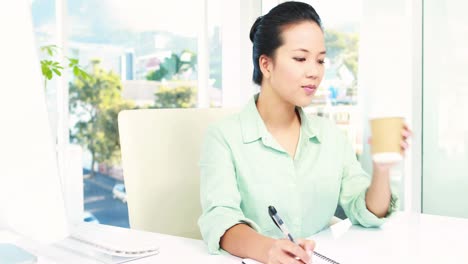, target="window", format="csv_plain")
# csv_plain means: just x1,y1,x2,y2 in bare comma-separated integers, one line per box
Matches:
64,0,211,227
32,0,421,228
422,0,468,218
34,0,242,228
207,0,223,106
